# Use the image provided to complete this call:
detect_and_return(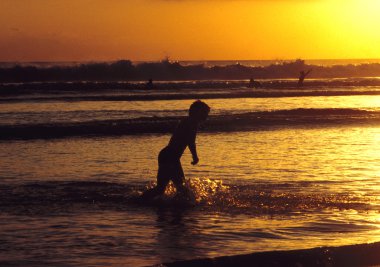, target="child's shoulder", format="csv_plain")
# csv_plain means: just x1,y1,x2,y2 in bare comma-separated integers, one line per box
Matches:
175,118,197,135
179,117,196,128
